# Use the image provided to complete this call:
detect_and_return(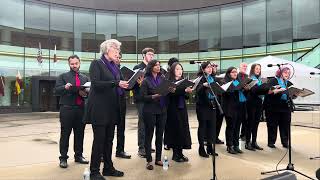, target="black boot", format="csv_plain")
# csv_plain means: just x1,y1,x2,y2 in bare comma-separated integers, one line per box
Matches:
172,148,183,162
252,142,263,150
227,146,237,154
206,144,218,156
178,149,189,162
245,142,255,151
233,146,243,154
199,146,209,158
